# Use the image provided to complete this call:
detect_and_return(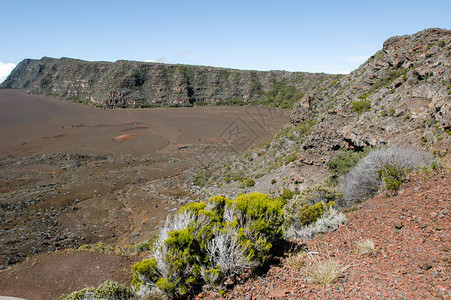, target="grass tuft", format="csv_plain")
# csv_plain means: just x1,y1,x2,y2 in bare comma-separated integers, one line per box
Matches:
355,239,375,254
285,251,308,272
308,258,345,285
